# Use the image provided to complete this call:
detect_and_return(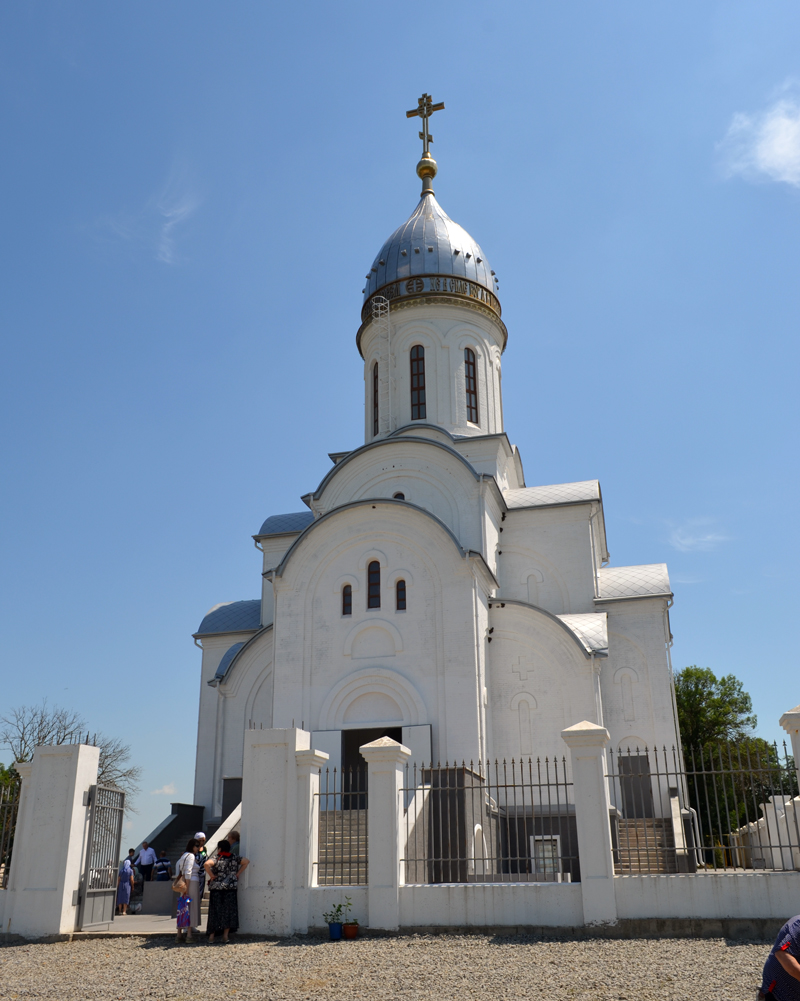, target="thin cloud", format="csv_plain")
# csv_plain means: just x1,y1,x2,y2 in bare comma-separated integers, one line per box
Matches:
151,782,177,796
94,160,201,265
156,168,200,265
669,520,730,553
719,82,800,187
